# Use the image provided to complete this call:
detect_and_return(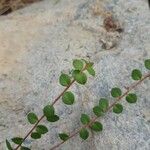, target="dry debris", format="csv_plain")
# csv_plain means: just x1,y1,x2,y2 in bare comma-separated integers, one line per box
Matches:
103,15,123,33
0,0,42,15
